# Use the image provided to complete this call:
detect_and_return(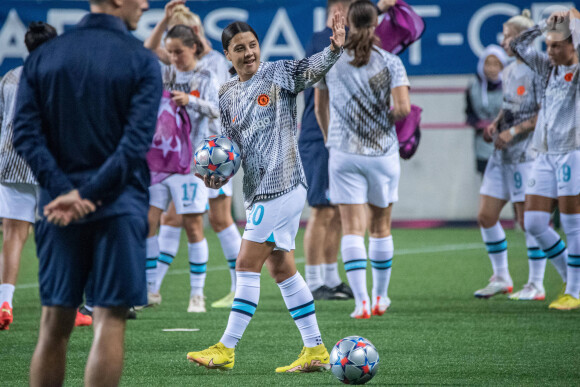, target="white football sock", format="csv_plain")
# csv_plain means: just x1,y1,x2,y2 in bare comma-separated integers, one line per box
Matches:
278,272,323,348
305,264,324,291
480,222,511,282
217,224,242,292
188,239,209,297
560,214,580,298
145,236,159,293
154,225,182,293
525,211,567,282
525,231,547,286
323,262,342,289
341,234,370,309
0,284,15,307
369,236,394,301
221,271,261,348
